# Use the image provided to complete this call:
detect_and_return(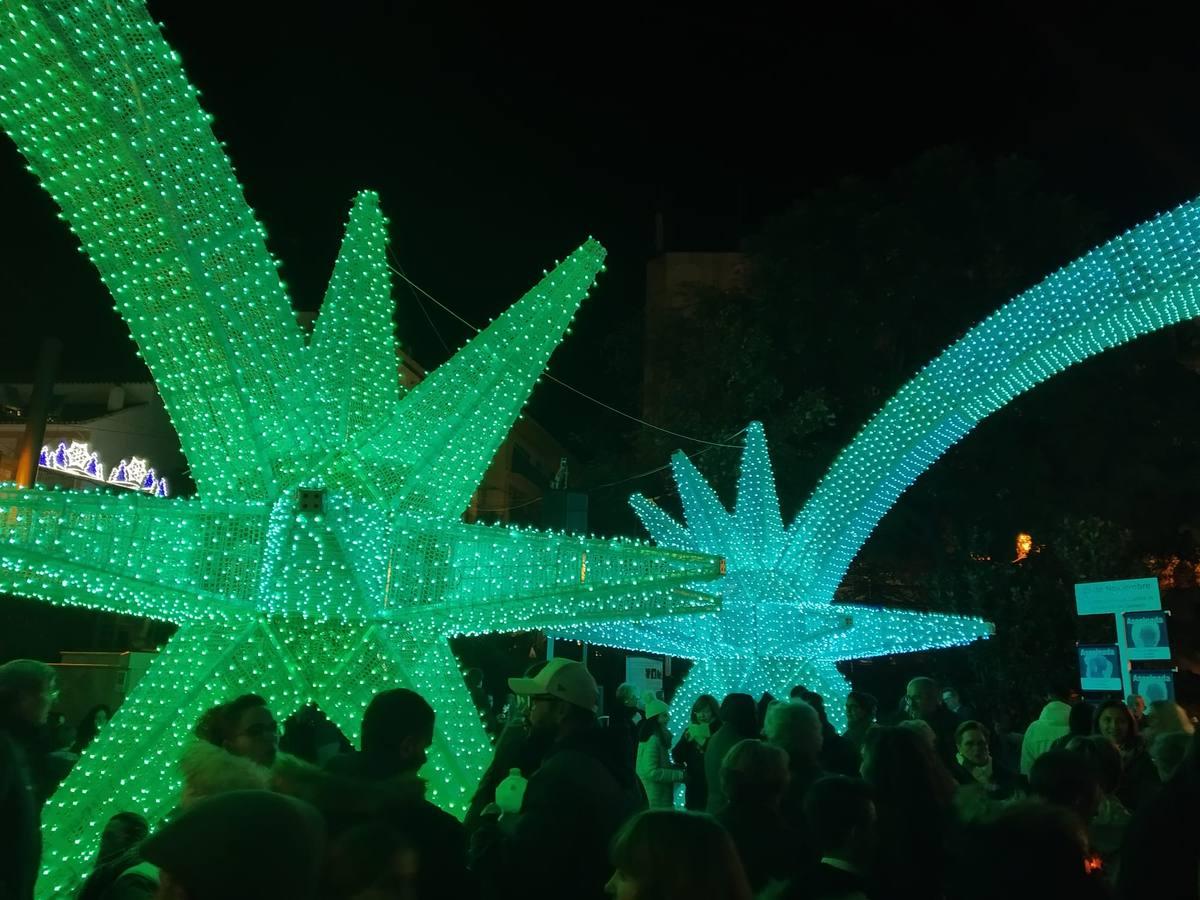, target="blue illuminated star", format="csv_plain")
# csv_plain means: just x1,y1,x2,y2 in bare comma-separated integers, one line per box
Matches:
555,422,993,727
